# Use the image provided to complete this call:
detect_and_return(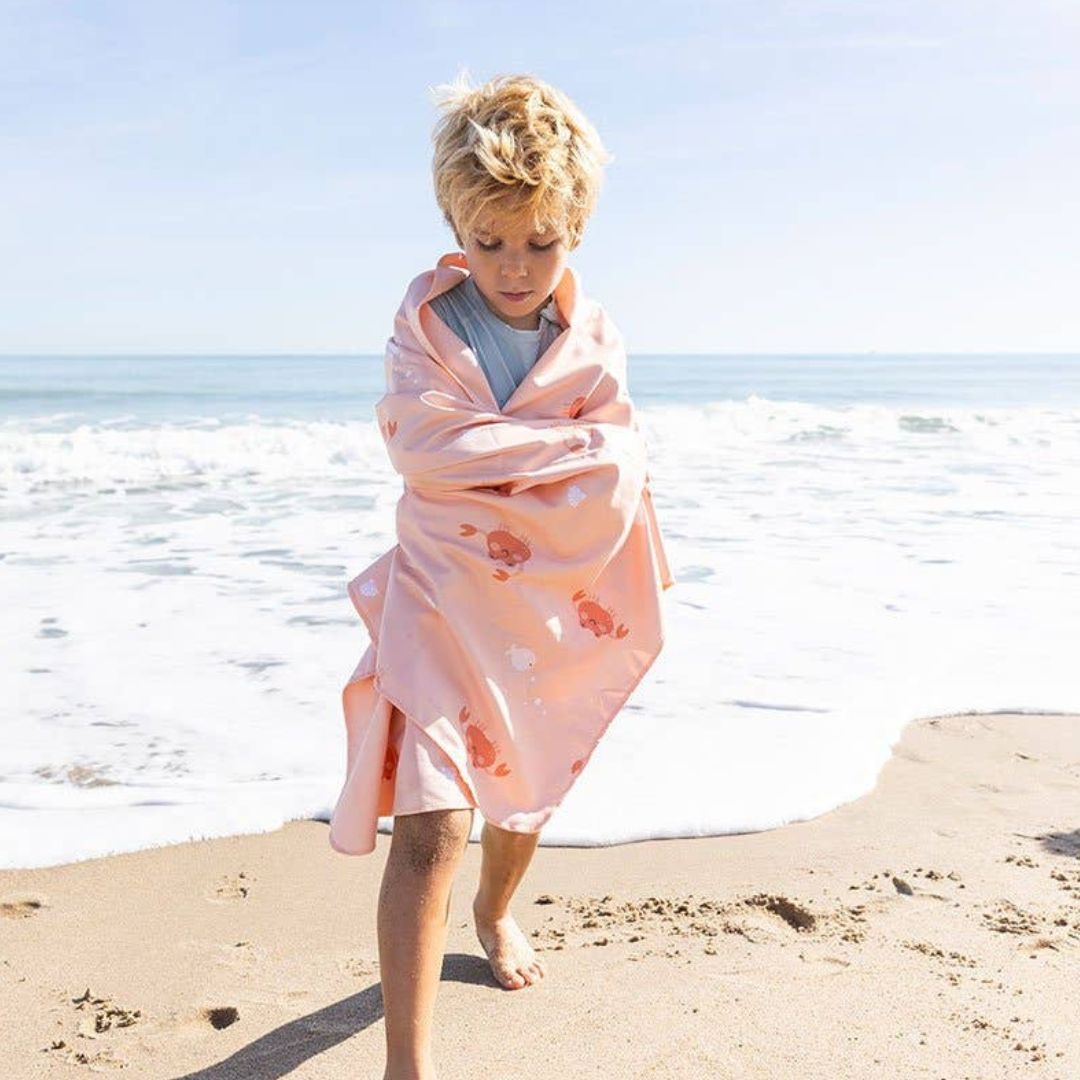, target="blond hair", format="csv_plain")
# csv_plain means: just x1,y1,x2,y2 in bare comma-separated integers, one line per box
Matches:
428,69,614,251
